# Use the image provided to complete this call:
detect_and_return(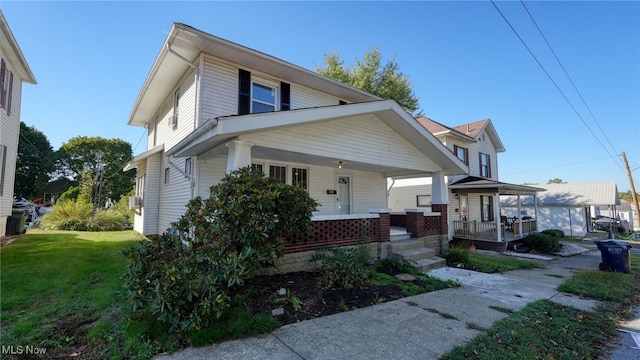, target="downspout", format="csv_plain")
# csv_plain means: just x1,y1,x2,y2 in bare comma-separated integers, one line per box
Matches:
167,155,196,200
165,43,199,200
